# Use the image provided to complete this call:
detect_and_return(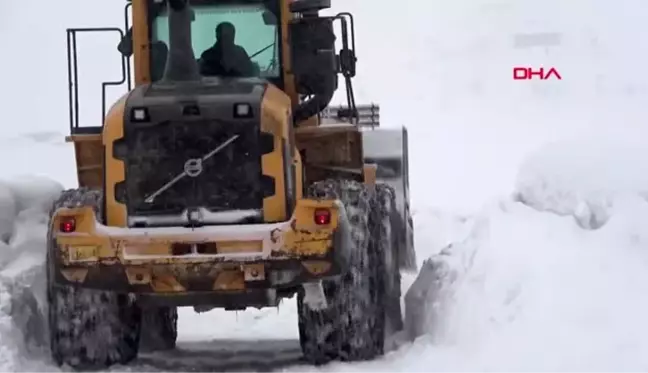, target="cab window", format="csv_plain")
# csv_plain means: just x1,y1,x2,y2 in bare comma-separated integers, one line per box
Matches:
150,1,280,81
